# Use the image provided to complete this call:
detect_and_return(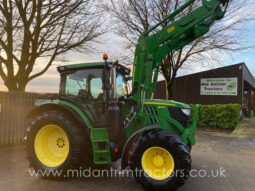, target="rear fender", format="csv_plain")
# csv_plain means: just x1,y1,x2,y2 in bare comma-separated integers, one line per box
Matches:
26,102,93,135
